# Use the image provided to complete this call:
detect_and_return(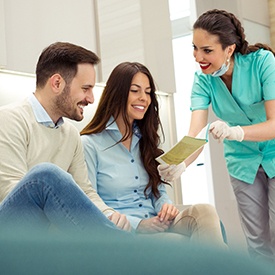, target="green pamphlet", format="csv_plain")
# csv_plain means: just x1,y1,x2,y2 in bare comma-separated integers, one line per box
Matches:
156,136,207,165
156,124,210,165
